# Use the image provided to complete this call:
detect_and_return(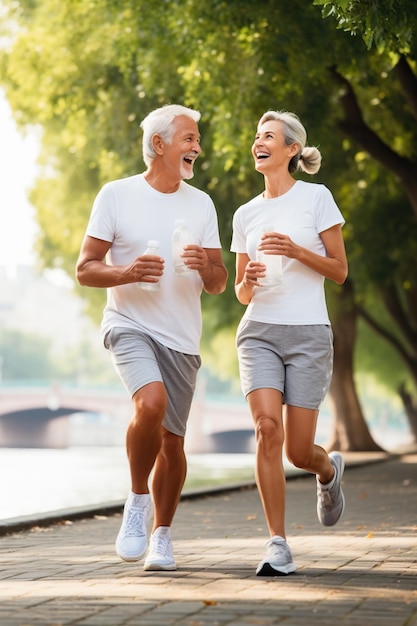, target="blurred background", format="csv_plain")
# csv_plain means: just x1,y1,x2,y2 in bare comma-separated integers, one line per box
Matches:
0,0,416,522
